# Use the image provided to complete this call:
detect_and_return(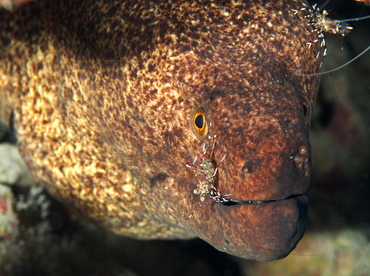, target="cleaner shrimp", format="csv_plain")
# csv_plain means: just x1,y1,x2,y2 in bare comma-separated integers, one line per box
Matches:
186,134,234,204
292,0,370,76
